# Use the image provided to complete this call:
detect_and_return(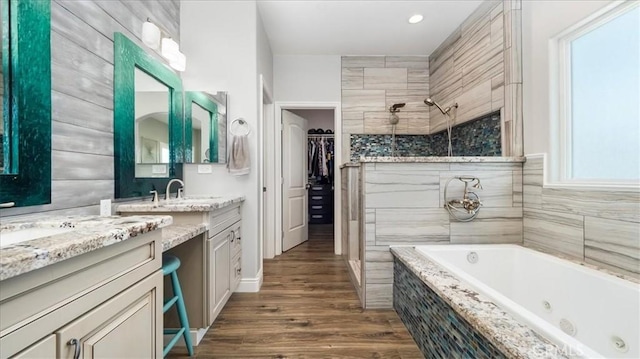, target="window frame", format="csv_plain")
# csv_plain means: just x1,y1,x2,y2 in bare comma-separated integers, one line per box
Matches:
552,0,639,187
